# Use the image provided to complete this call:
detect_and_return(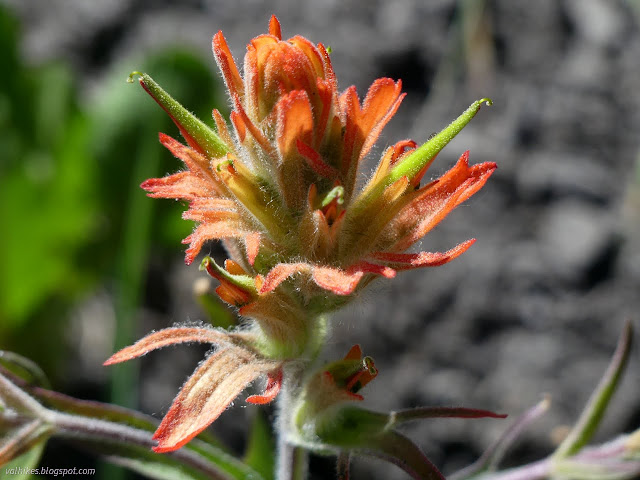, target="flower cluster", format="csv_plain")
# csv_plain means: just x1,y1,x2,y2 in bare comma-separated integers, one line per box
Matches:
106,16,495,453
